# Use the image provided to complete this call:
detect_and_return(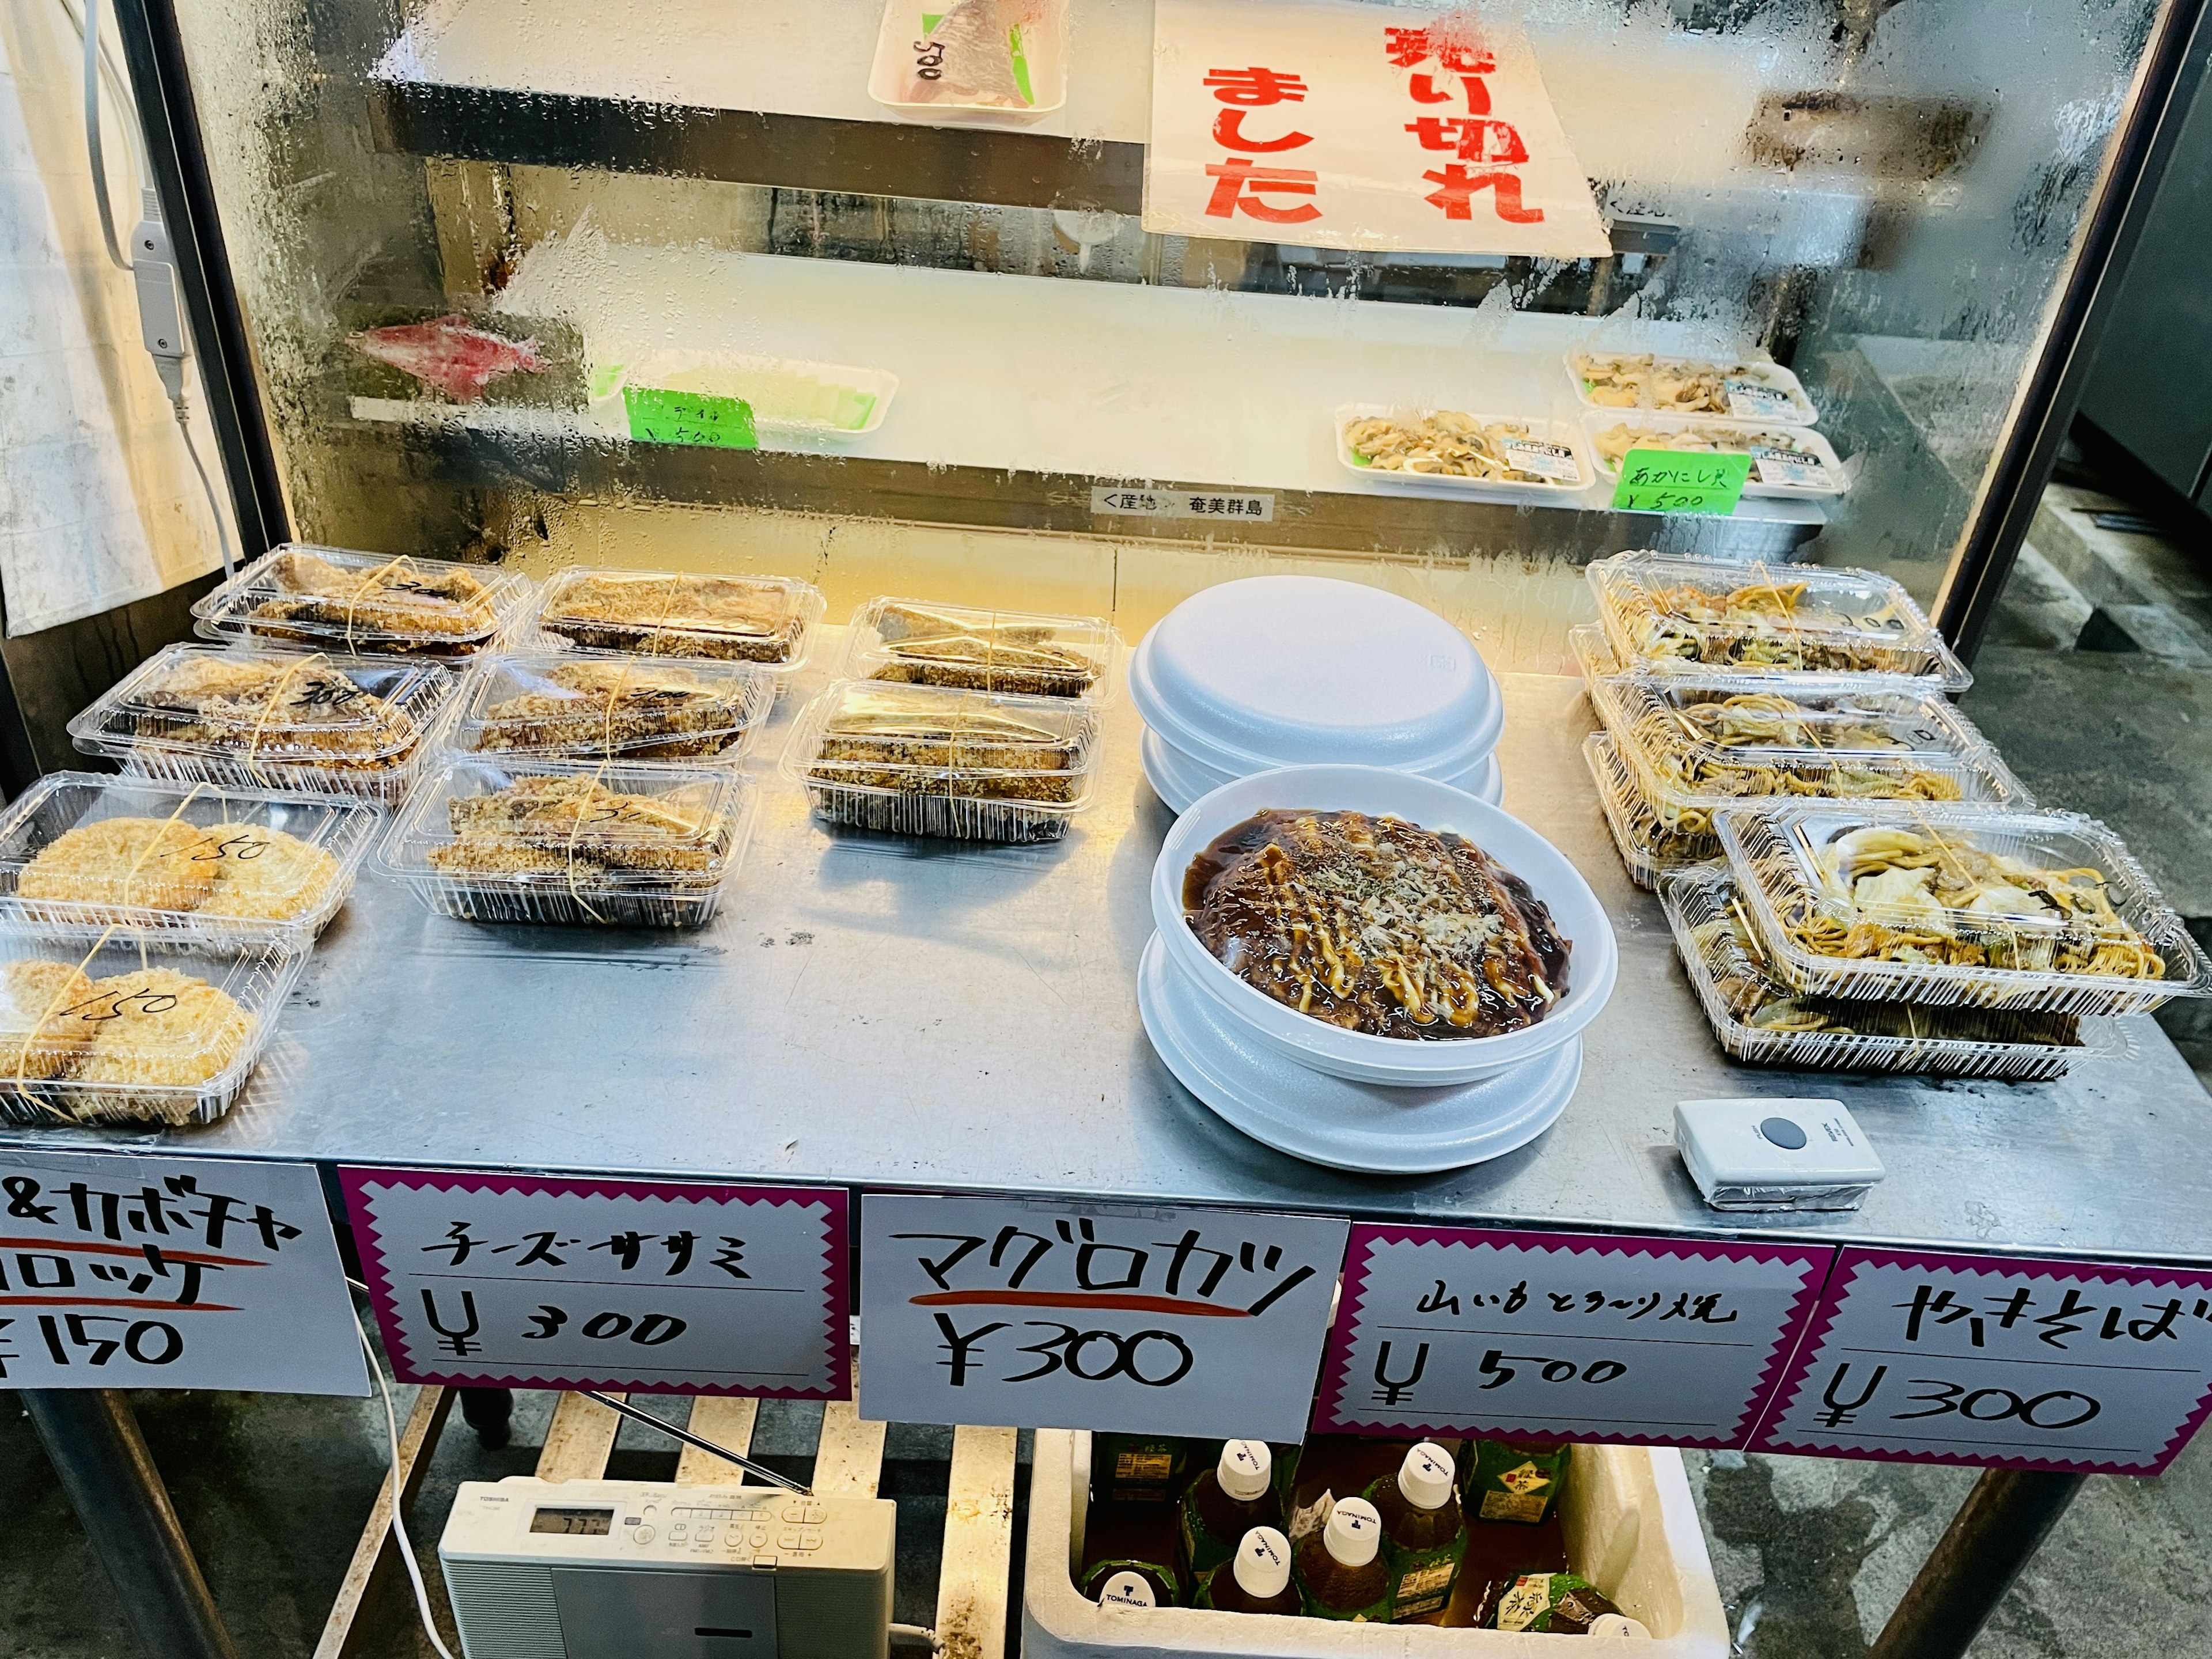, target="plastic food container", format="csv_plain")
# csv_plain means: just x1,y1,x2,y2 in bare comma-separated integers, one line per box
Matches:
1717,802,2212,1014
1153,765,1616,1086
440,650,776,764
1566,349,1819,425
527,569,825,675
1658,862,2108,1082
1130,577,1503,784
1584,732,1695,890
782,679,1102,844
1570,620,1627,683
837,596,1123,701
378,757,755,927
1579,411,1848,498
191,544,535,658
1588,551,1971,690
1589,672,2031,858
0,926,307,1127
1334,404,1593,497
867,0,1069,122
0,772,382,948
68,643,454,803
